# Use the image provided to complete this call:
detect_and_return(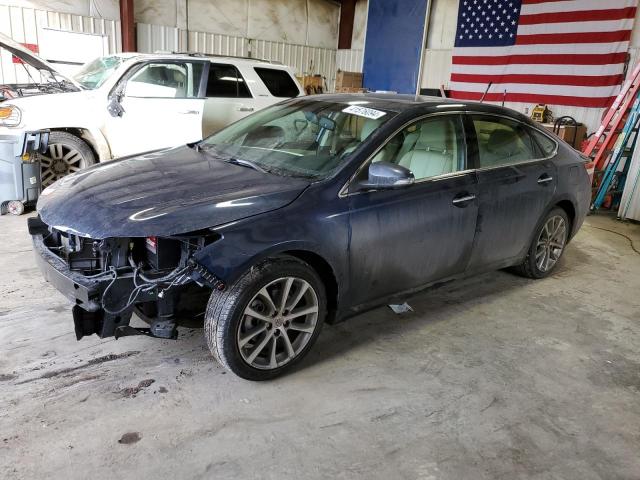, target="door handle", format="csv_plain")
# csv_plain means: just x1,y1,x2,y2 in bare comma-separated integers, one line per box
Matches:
238,107,255,112
452,193,476,207
179,110,199,115
537,175,553,185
